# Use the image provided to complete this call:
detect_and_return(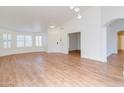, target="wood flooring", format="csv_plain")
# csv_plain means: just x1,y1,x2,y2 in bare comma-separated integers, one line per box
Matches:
0,52,124,87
